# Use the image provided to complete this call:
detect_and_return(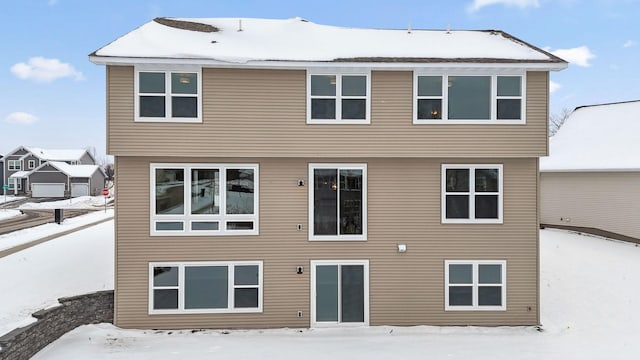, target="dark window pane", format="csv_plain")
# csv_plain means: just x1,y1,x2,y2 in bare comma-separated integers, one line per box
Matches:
446,169,469,192
341,265,365,322
417,76,442,96
342,99,366,119
153,289,178,309
446,195,469,219
475,169,499,192
235,265,259,285
155,222,183,231
155,169,184,214
448,76,491,120
140,96,165,117
191,169,219,215
342,76,366,96
417,99,442,119
449,264,472,284
339,169,362,235
311,75,336,96
311,99,336,119
234,288,258,308
226,169,254,214
497,99,521,120
316,265,338,321
314,169,338,235
227,221,254,230
185,266,228,309
172,97,197,118
475,195,498,219
140,72,165,93
171,73,197,94
153,266,178,286
449,286,473,306
479,264,502,284
191,222,219,231
479,286,502,306
497,76,521,96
